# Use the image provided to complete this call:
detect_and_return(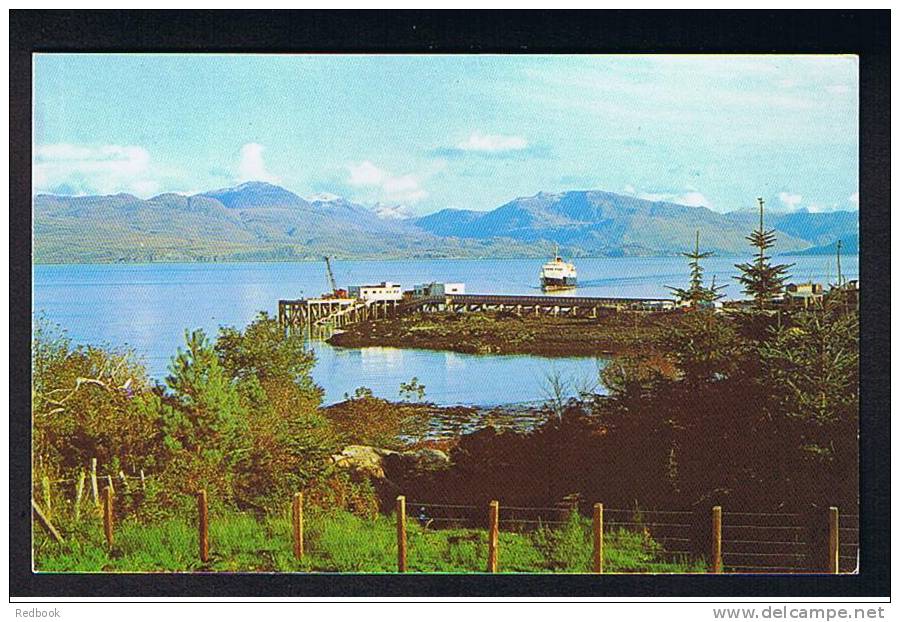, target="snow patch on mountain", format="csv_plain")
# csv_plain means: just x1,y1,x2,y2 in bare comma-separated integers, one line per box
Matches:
306,192,343,203
373,204,413,220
